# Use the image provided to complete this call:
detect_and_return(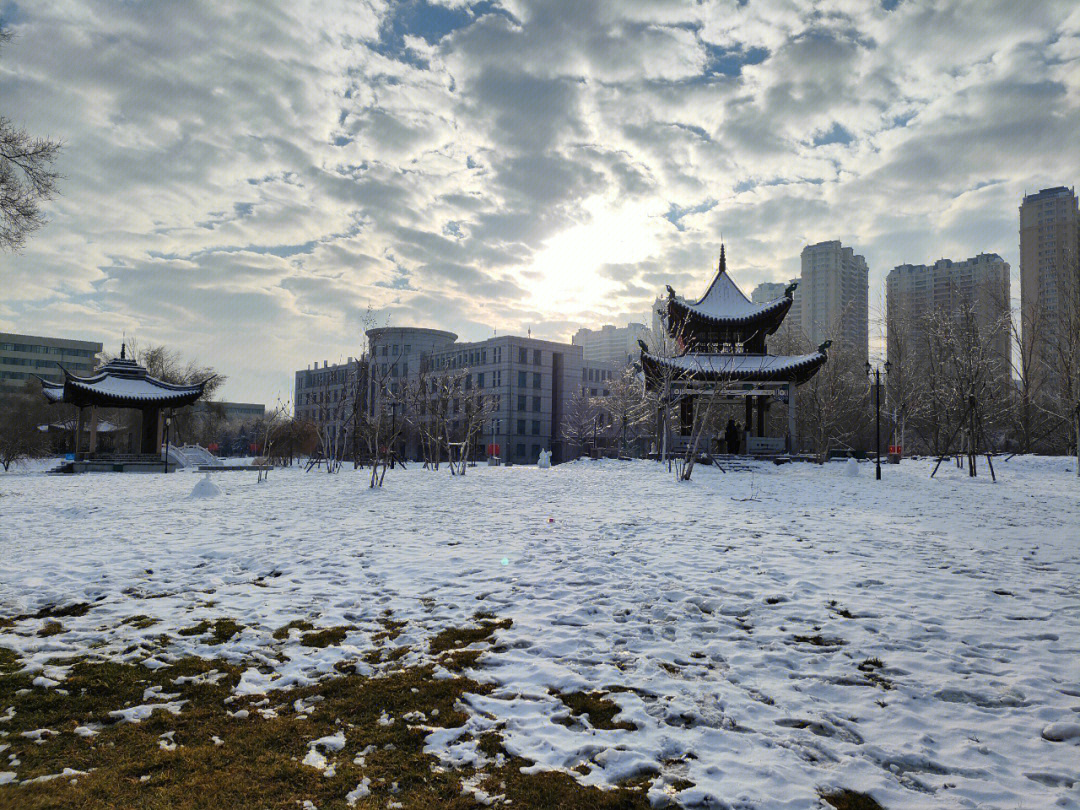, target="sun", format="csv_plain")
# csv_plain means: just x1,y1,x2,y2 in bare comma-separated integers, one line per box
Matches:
524,197,666,316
